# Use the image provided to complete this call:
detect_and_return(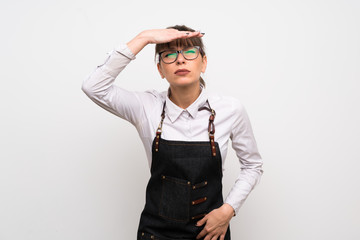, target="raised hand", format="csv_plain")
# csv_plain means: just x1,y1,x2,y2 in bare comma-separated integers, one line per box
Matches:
142,28,203,44
127,28,204,55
